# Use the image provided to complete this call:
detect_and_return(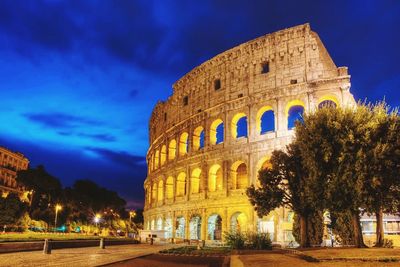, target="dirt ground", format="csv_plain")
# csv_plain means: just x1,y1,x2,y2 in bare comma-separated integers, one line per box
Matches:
106,254,227,267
